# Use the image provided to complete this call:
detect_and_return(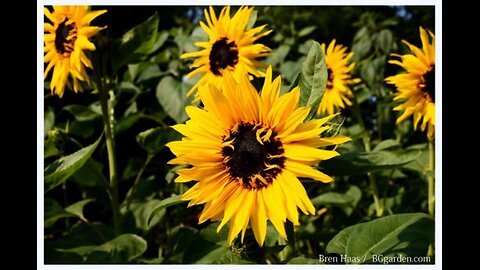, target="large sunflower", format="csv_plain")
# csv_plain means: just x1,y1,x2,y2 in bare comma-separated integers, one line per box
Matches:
385,27,435,139
181,6,272,99
44,6,106,97
167,66,351,246
318,40,361,115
